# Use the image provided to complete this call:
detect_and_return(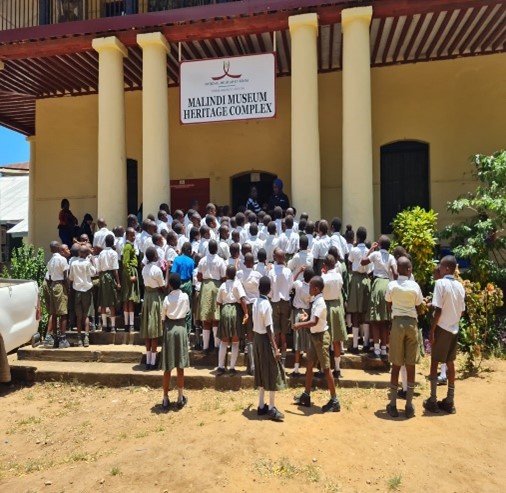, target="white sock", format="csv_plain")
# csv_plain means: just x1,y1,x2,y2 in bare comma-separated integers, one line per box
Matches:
123,312,129,326
213,325,220,347
334,356,340,371
101,314,107,327
178,387,183,400
374,343,380,355
362,324,370,344
110,316,116,328
151,352,157,366
269,391,276,410
352,327,359,348
340,341,345,353
380,345,387,355
230,342,240,369
294,362,300,372
346,314,351,326
146,351,151,365
440,363,447,379
247,342,255,371
203,329,211,350
258,387,265,408
400,365,408,391
129,312,134,326
218,341,227,368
